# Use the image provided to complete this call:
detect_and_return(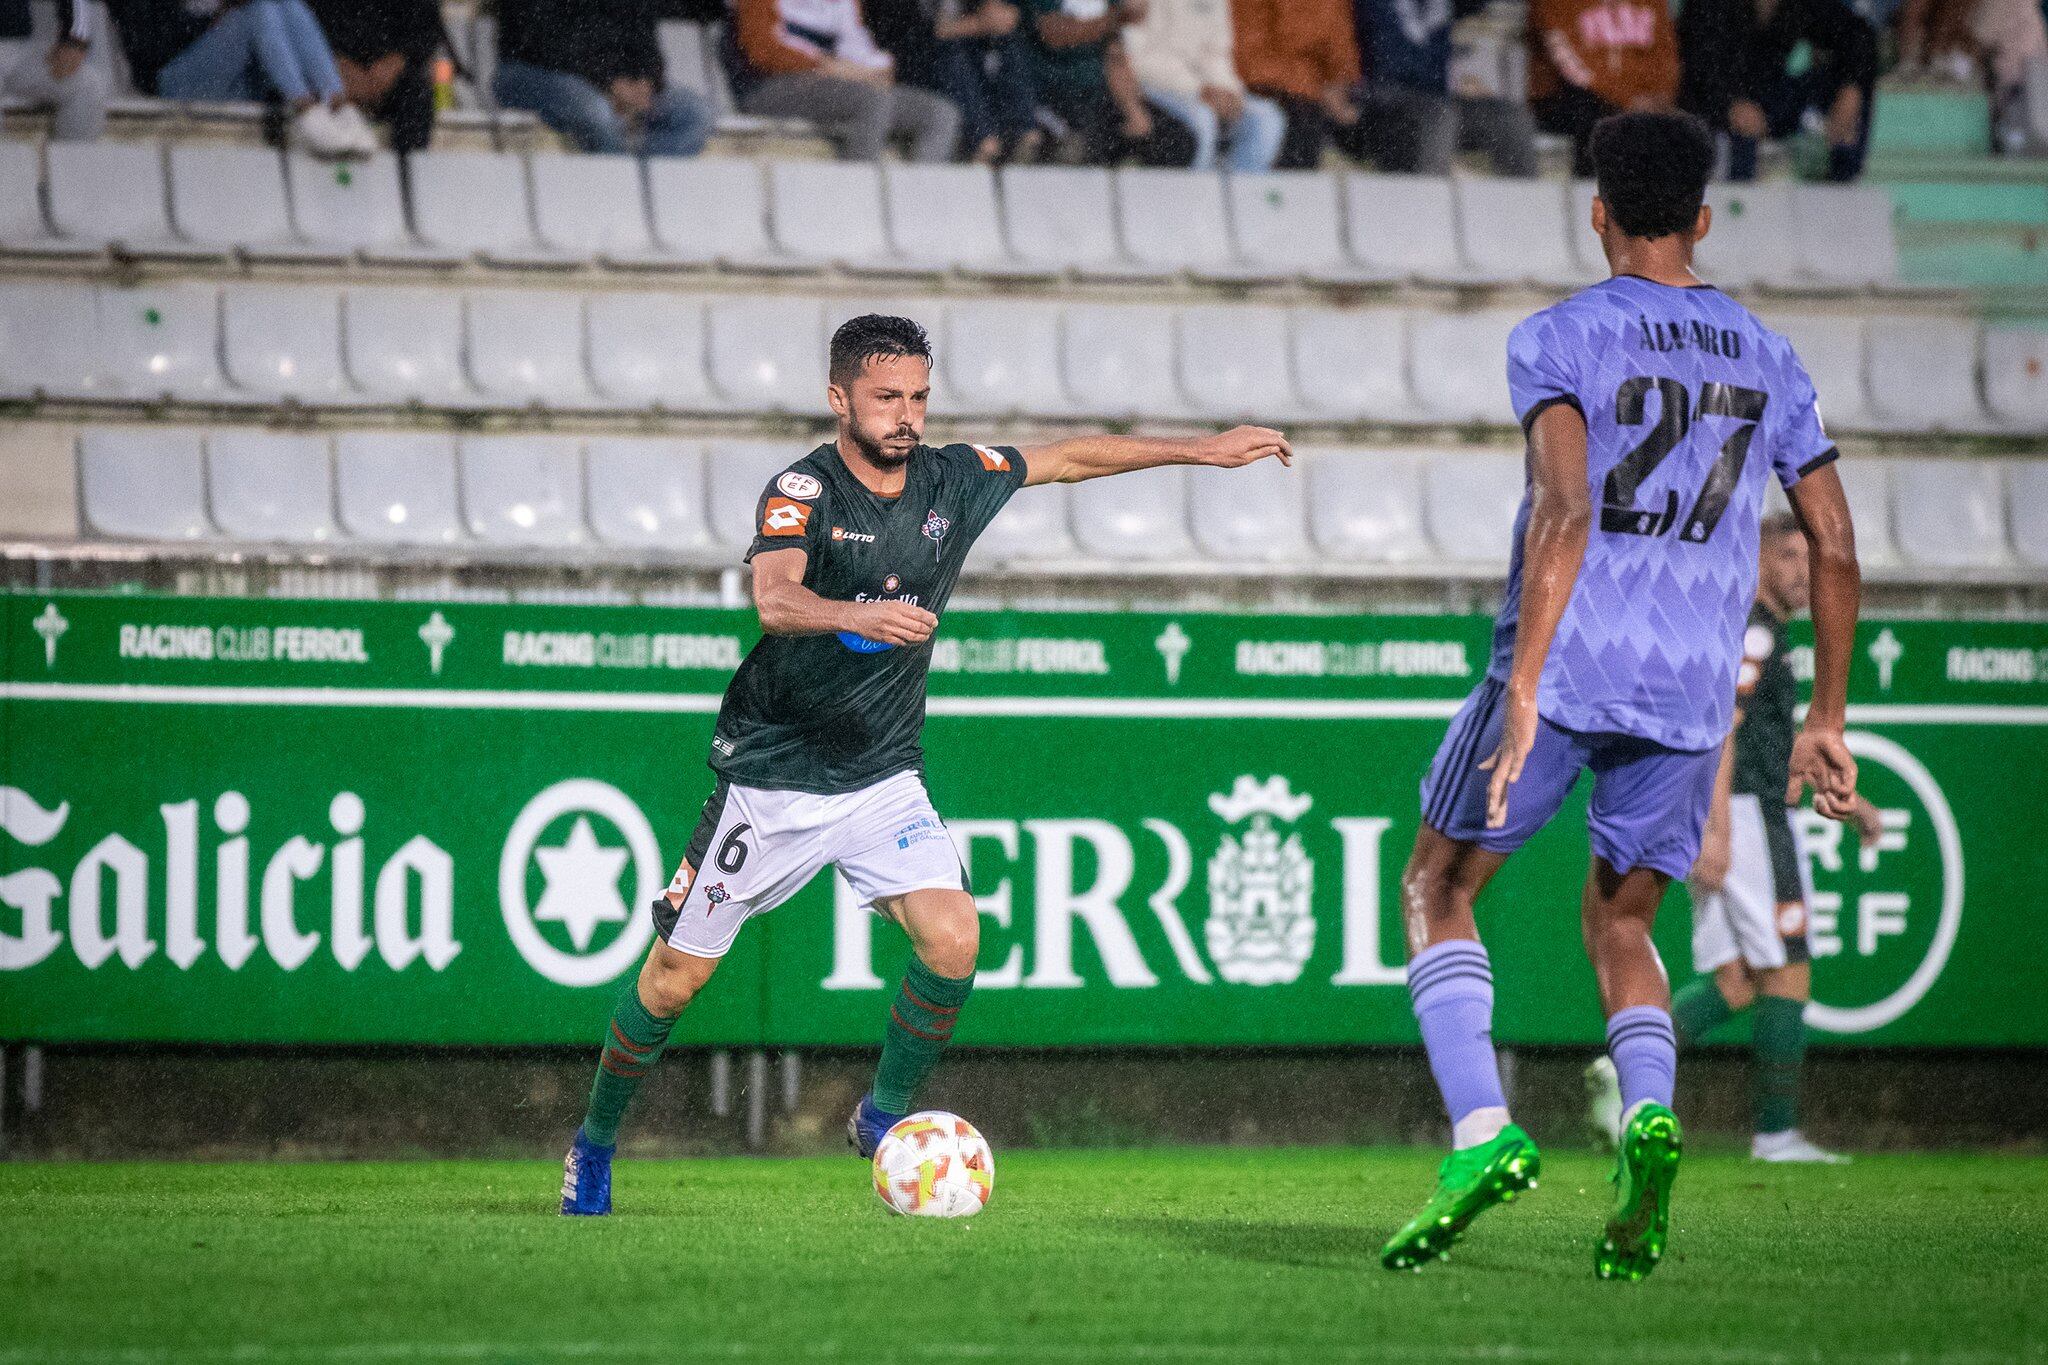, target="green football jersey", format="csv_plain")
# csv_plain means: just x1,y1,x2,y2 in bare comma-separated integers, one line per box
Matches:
708,440,1028,795
1731,602,1796,800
